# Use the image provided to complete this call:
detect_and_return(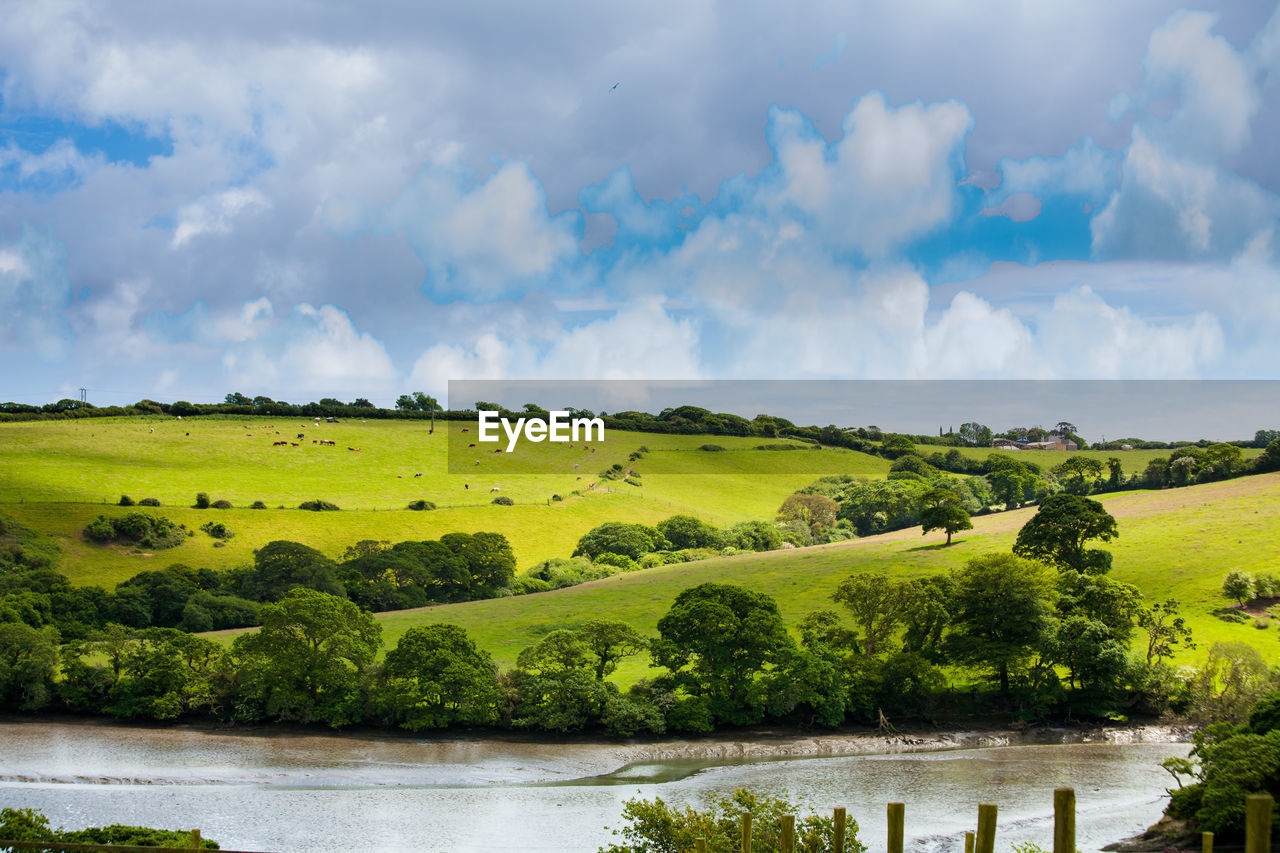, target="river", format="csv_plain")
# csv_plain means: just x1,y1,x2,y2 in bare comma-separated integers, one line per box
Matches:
0,721,1188,852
